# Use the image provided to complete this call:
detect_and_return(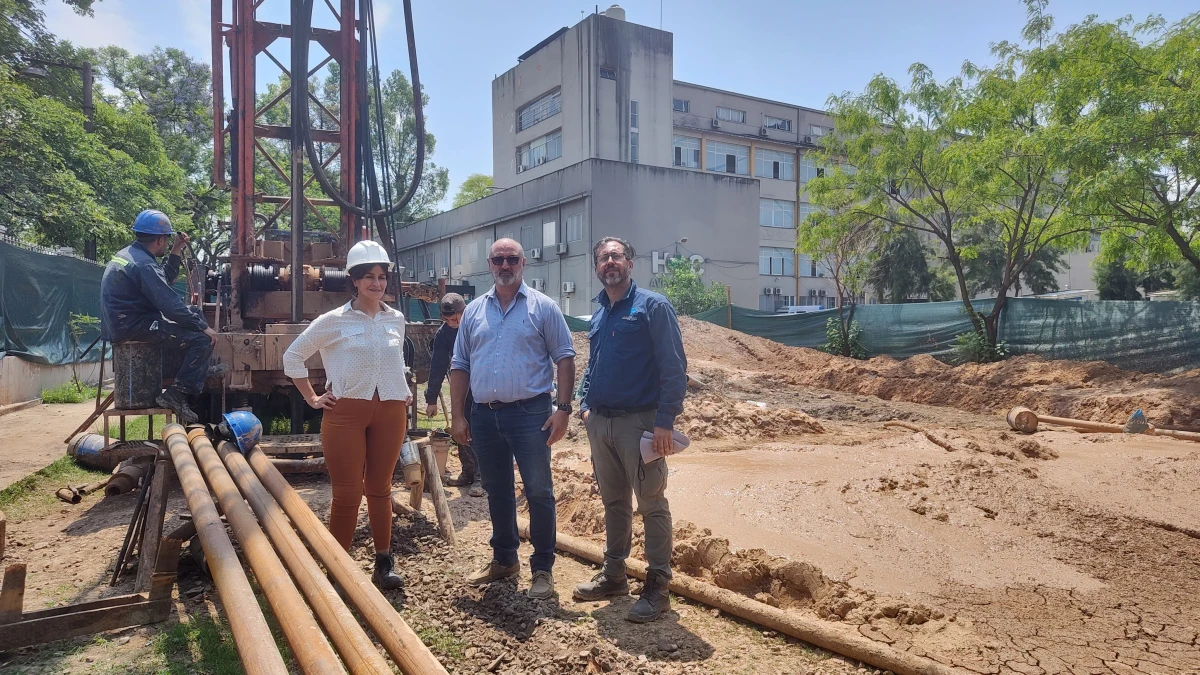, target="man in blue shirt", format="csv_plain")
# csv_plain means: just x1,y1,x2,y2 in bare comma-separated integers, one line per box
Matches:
100,210,216,423
449,238,576,599
574,236,687,623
